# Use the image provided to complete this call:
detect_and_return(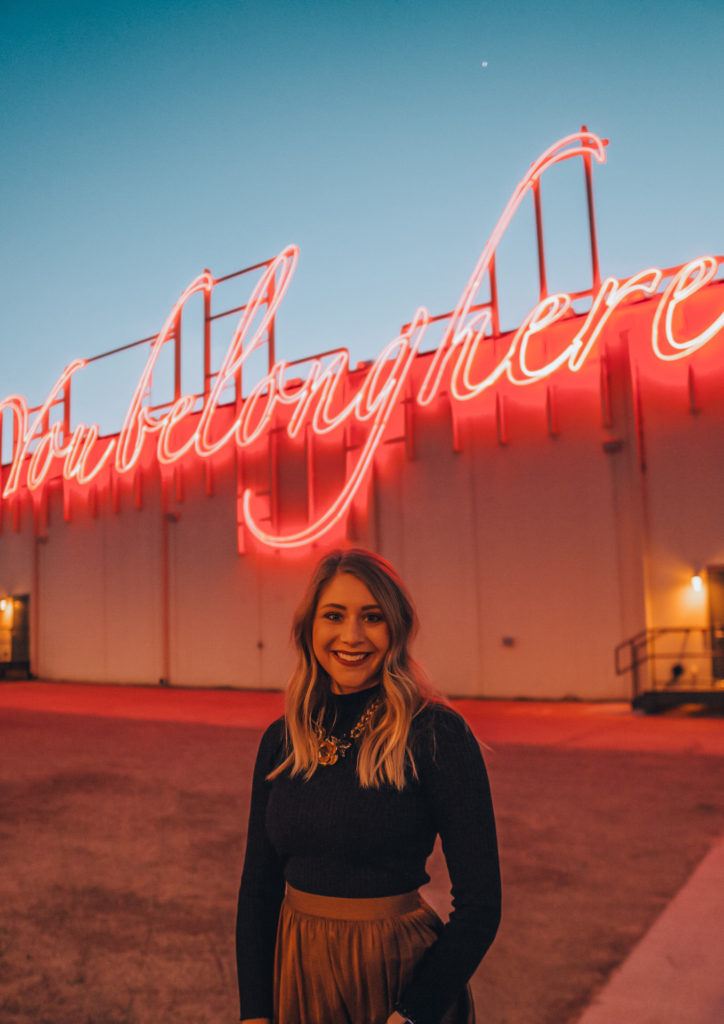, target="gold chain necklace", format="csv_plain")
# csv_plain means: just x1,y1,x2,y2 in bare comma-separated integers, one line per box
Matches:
315,694,384,766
